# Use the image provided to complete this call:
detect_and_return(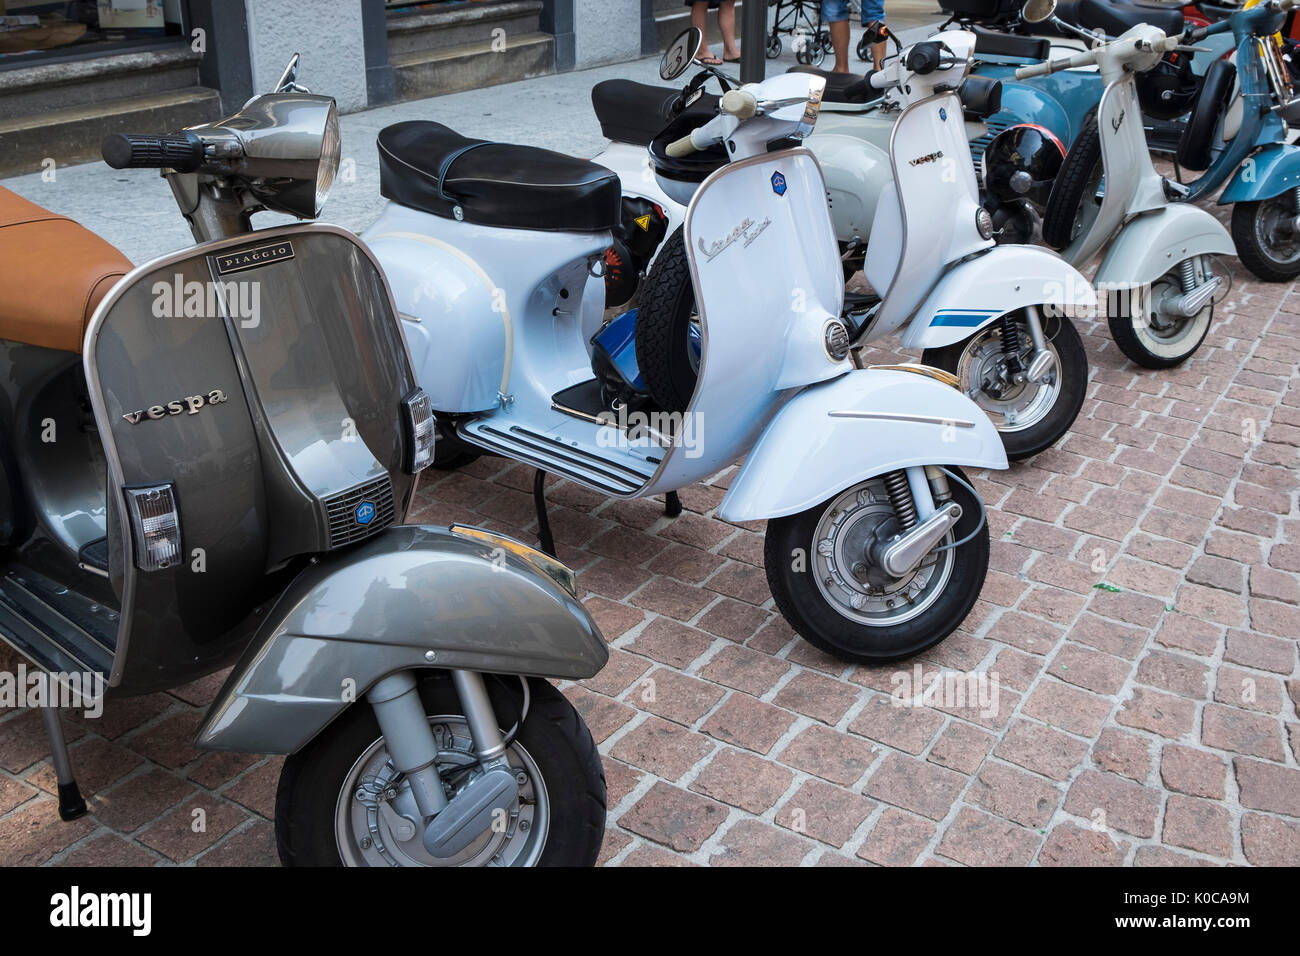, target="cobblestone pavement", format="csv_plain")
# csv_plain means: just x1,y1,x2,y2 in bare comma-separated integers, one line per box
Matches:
1,36,1298,871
